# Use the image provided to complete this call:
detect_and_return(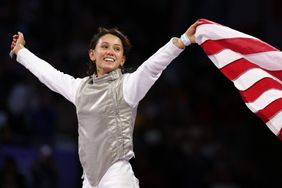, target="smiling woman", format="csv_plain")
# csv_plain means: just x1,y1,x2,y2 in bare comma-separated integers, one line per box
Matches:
9,21,199,188
89,33,125,76
87,27,131,77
